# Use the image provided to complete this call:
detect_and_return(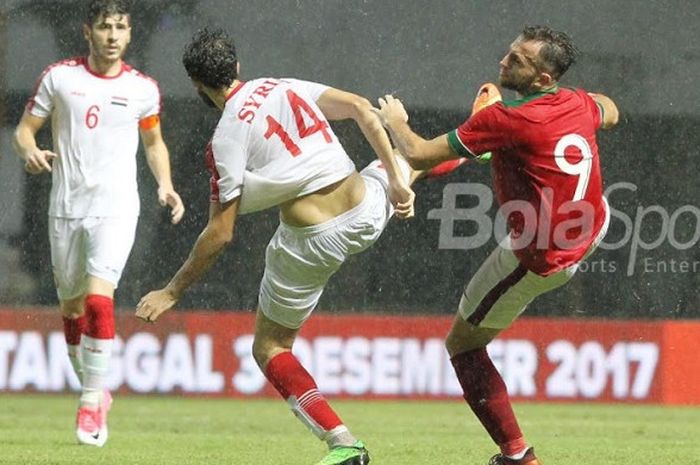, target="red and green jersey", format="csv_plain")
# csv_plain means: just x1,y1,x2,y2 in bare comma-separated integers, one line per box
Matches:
448,86,608,276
